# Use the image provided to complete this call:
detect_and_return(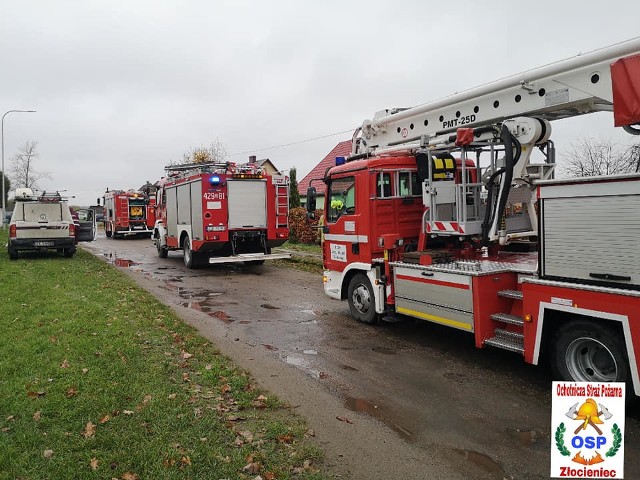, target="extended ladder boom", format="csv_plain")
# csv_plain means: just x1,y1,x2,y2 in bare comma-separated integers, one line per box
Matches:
355,37,640,154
